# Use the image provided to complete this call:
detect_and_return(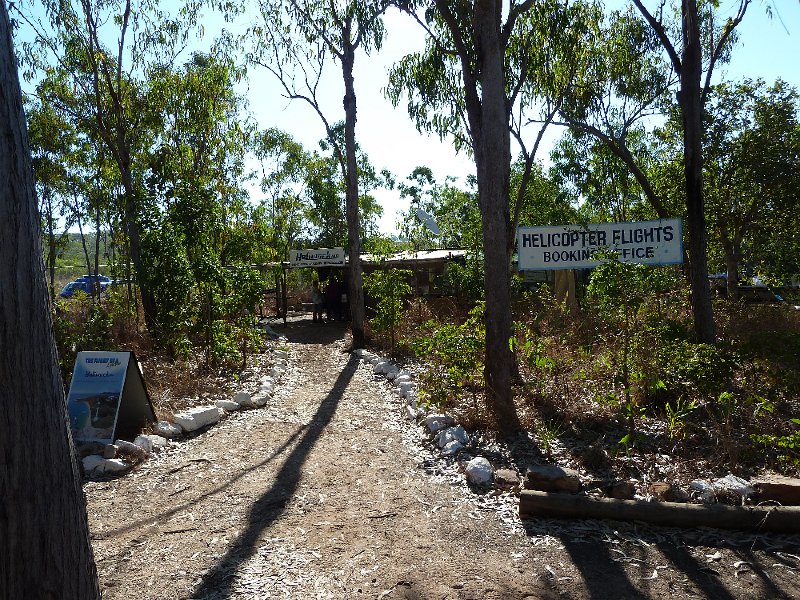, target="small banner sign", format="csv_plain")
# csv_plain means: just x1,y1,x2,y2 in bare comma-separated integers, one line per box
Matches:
289,247,346,267
66,351,156,444
517,218,683,270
